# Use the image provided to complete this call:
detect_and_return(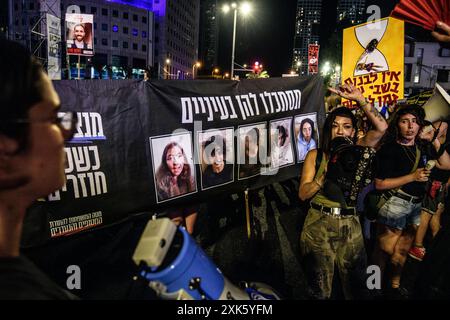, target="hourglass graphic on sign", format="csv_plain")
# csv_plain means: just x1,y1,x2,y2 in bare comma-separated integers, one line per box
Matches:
353,19,389,76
